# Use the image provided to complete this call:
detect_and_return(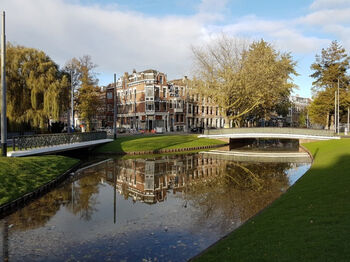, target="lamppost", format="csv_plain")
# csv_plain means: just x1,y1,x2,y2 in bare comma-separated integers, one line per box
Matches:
1,11,7,157
337,78,340,134
335,77,349,134
113,73,117,140
71,71,74,132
